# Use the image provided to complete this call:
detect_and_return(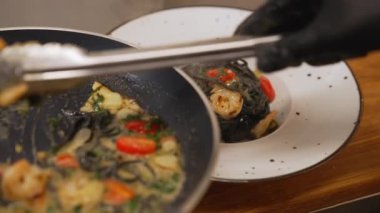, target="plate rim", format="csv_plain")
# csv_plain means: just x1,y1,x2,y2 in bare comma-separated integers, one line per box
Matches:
108,6,363,182
212,62,363,183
